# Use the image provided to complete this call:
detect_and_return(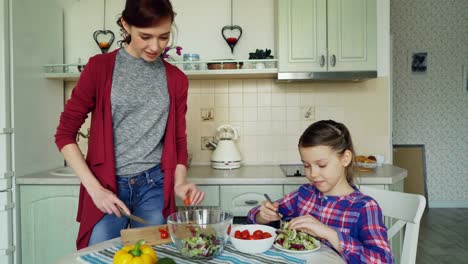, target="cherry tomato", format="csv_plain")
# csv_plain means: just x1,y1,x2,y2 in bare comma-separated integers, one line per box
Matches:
183,197,191,206
158,227,170,239
160,231,169,239
262,232,272,239
234,230,241,239
241,230,250,240
253,230,263,237
252,233,263,240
